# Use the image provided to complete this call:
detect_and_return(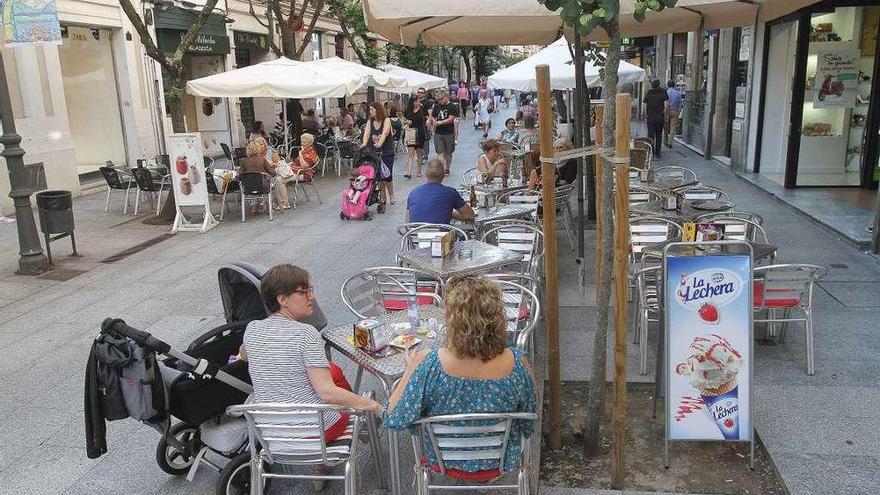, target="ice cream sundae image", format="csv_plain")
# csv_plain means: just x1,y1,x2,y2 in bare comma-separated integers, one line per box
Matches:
675,334,742,439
